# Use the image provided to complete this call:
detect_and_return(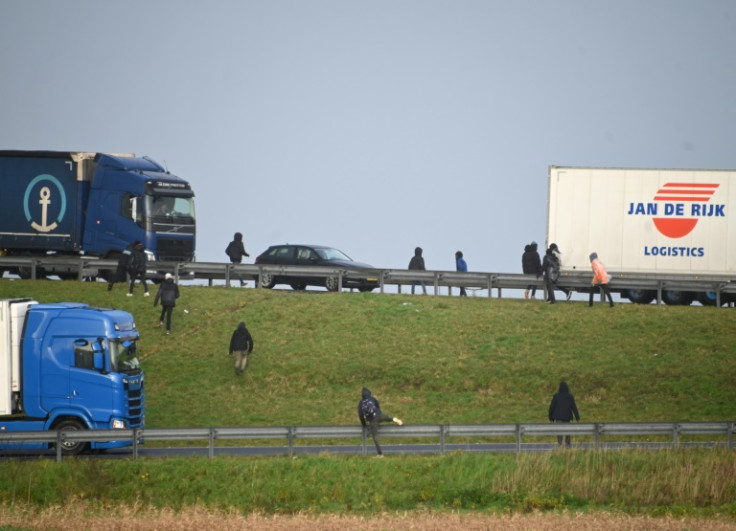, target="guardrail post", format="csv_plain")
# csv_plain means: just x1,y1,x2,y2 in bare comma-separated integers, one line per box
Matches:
209,428,215,459
595,423,600,449
56,430,63,462
361,427,368,456
225,265,232,288
440,425,446,454
729,422,734,450
673,423,679,447
77,261,85,282
515,424,521,453
338,271,344,292
288,427,294,457
133,428,139,459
